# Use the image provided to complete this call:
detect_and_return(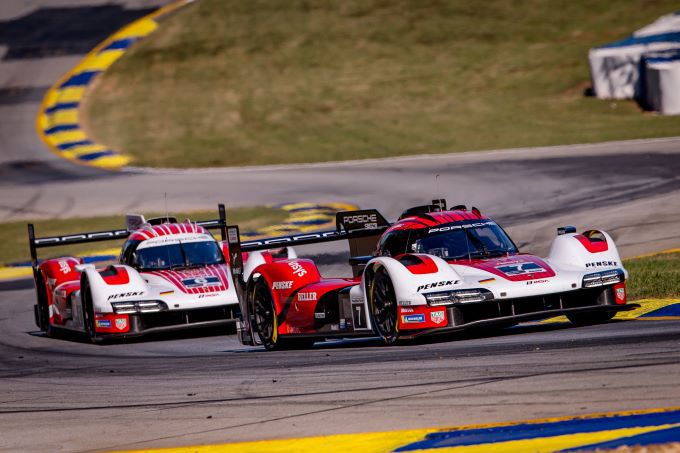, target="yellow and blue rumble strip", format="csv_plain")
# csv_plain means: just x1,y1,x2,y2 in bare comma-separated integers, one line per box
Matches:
35,0,192,169
119,407,680,452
